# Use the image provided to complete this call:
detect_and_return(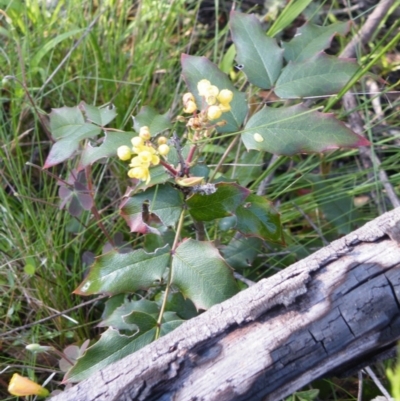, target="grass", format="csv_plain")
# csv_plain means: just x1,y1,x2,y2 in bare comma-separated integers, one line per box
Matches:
1,0,400,399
